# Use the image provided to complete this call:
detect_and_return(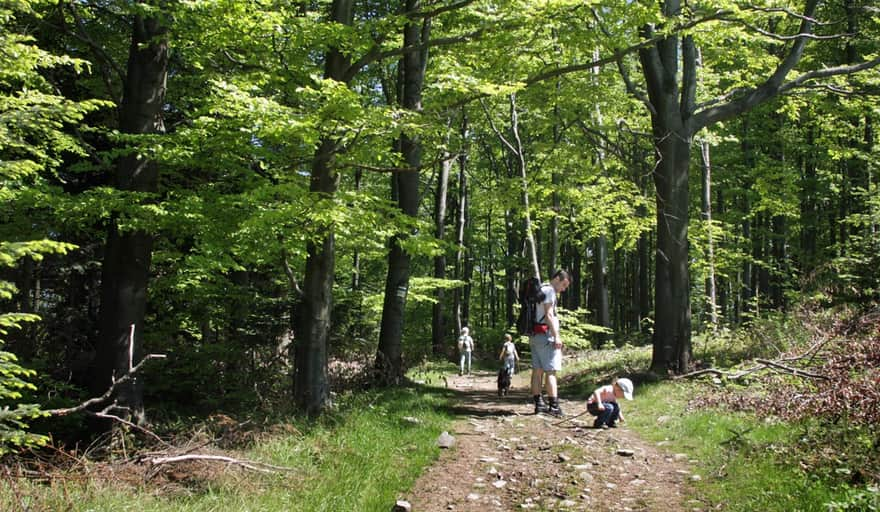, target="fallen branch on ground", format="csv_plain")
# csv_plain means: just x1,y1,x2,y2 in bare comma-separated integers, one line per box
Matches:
148,454,295,474
676,356,829,381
